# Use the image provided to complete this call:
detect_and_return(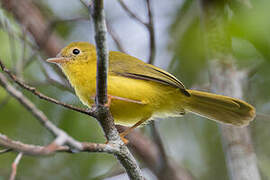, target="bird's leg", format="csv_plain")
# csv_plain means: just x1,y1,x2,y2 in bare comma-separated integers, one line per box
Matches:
103,95,147,143
105,95,146,107
120,118,148,144
94,95,113,107
105,95,113,107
